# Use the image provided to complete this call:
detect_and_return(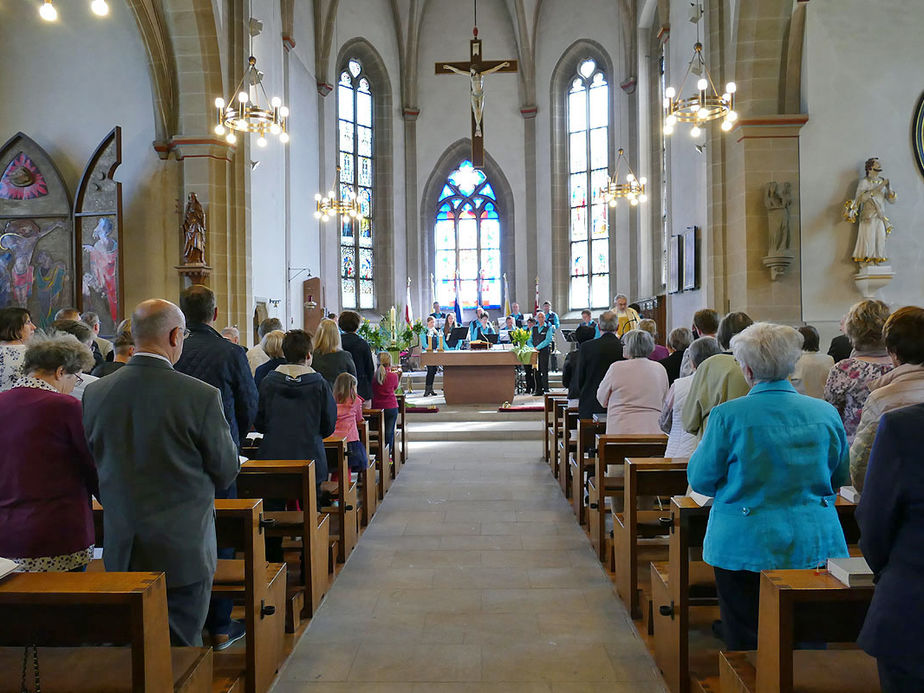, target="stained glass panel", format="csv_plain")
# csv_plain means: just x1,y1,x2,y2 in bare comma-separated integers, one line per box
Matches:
437,279,454,306
592,238,609,272
481,183,497,200
482,249,500,277
570,173,587,208
349,59,361,76
359,280,374,309
458,218,477,249
570,276,588,309
342,246,356,278
591,169,608,205
340,183,353,202
569,132,586,173
338,85,353,120
481,219,500,249
439,185,454,201
342,277,356,308
591,274,609,309
356,91,372,127
590,127,608,169
481,277,501,308
569,89,586,132
359,248,373,279
580,59,596,78
435,220,455,249
358,157,372,187
341,218,353,240
591,204,607,237
589,84,608,129
571,241,588,275
570,206,587,241
359,218,372,246
437,203,453,220
358,188,372,217
357,126,372,157
339,120,354,153
448,161,485,196
435,250,455,281
459,249,478,278
358,78,370,93
340,152,354,183
481,202,498,219
340,71,351,86
459,280,478,309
